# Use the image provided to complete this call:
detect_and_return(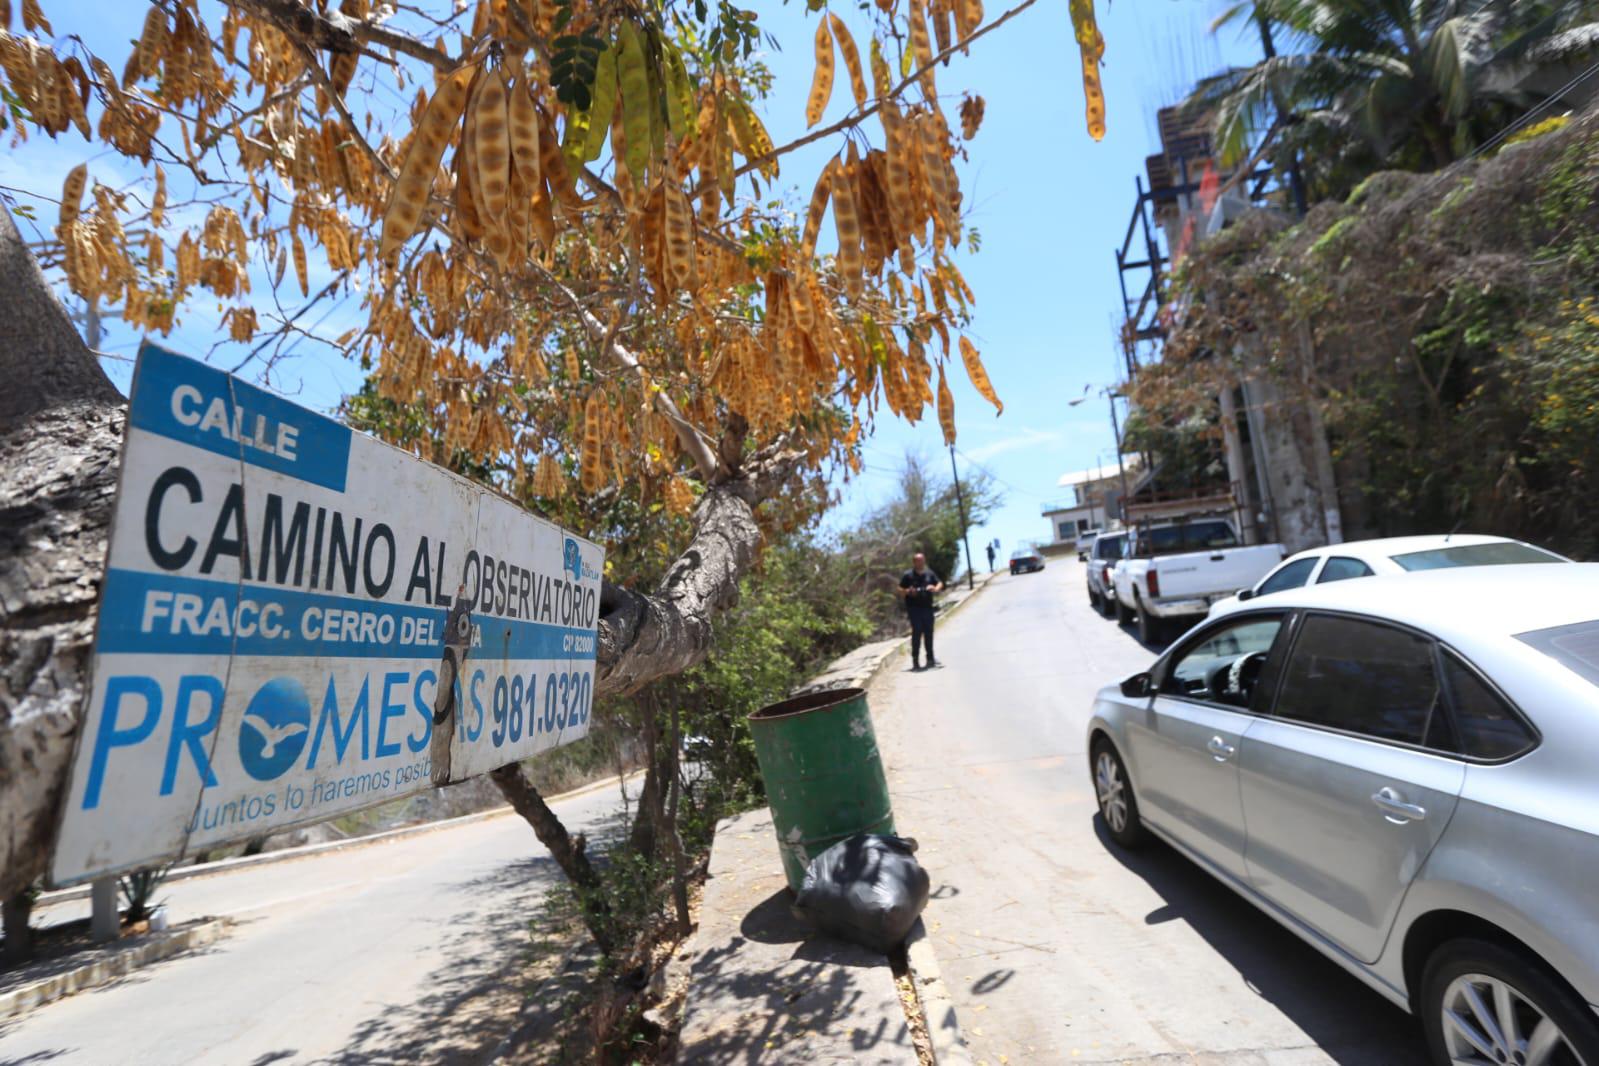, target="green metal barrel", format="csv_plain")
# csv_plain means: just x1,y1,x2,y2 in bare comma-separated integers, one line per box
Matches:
748,687,896,892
